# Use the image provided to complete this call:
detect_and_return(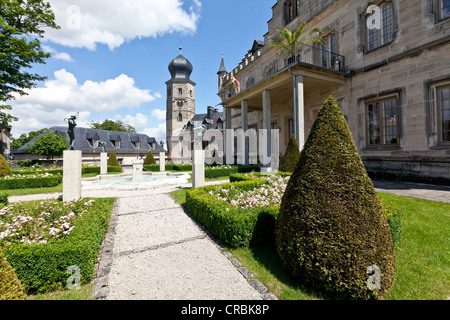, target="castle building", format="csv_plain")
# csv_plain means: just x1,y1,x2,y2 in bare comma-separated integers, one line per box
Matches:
218,0,450,185
166,48,224,158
